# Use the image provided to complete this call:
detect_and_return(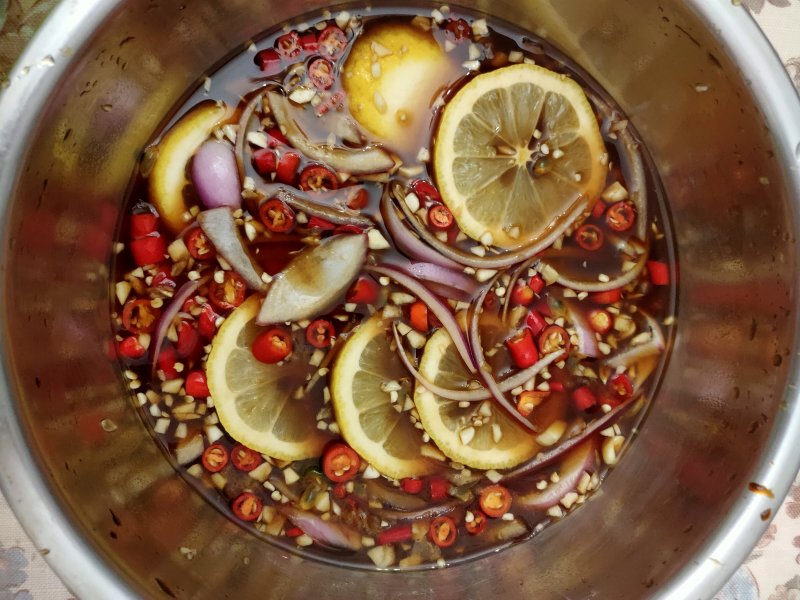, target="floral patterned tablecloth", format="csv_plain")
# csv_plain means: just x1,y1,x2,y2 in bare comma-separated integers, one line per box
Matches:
1,0,800,598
